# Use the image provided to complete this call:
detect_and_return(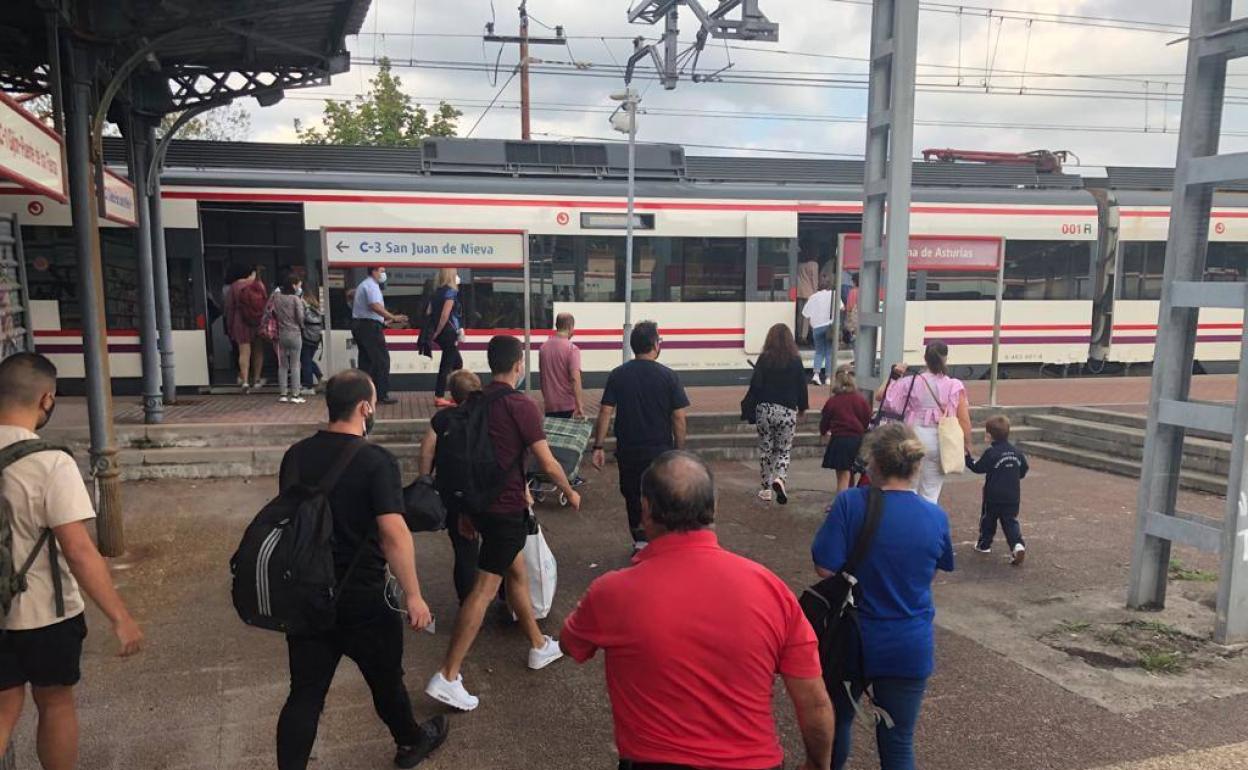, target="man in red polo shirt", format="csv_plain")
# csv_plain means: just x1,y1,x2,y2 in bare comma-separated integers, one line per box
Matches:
560,451,834,770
